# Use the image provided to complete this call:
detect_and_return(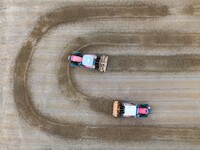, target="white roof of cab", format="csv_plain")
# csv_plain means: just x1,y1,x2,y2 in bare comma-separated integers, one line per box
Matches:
82,55,94,67
123,105,137,117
